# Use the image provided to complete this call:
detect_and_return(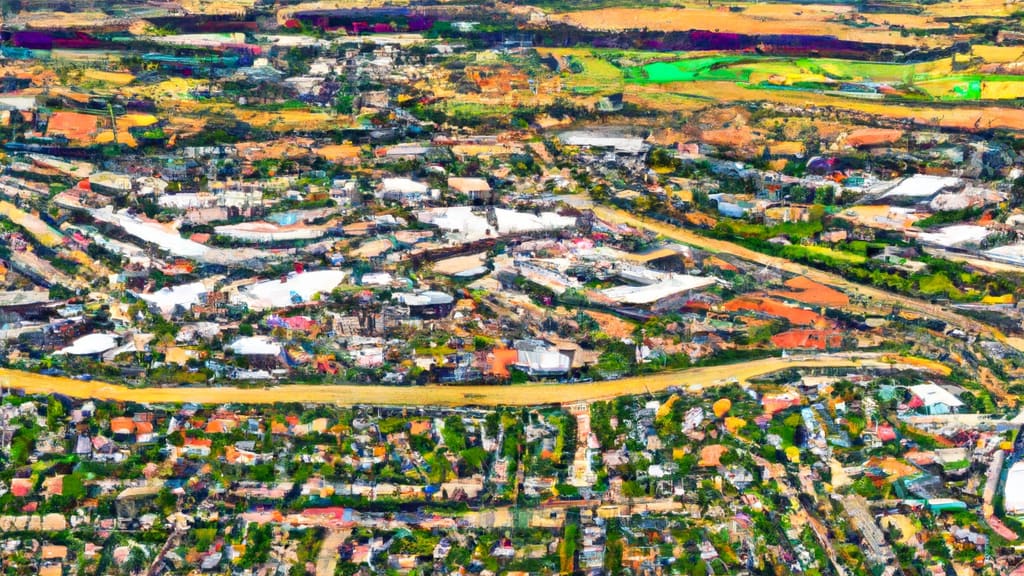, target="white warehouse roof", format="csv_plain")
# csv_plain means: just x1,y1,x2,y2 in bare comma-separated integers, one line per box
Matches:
1005,461,1024,515
228,336,282,356
881,174,961,199
58,333,118,356
909,383,964,409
